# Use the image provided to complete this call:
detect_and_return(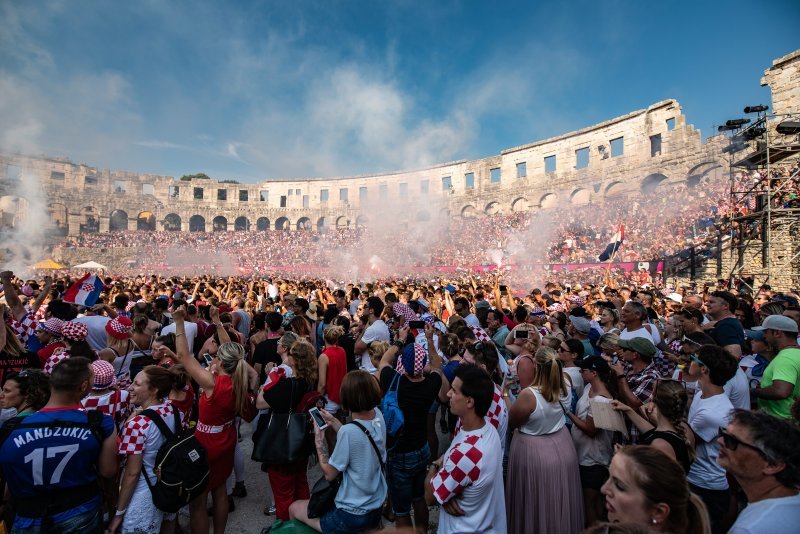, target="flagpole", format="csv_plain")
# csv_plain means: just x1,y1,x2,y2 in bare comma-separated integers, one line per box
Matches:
605,226,621,288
